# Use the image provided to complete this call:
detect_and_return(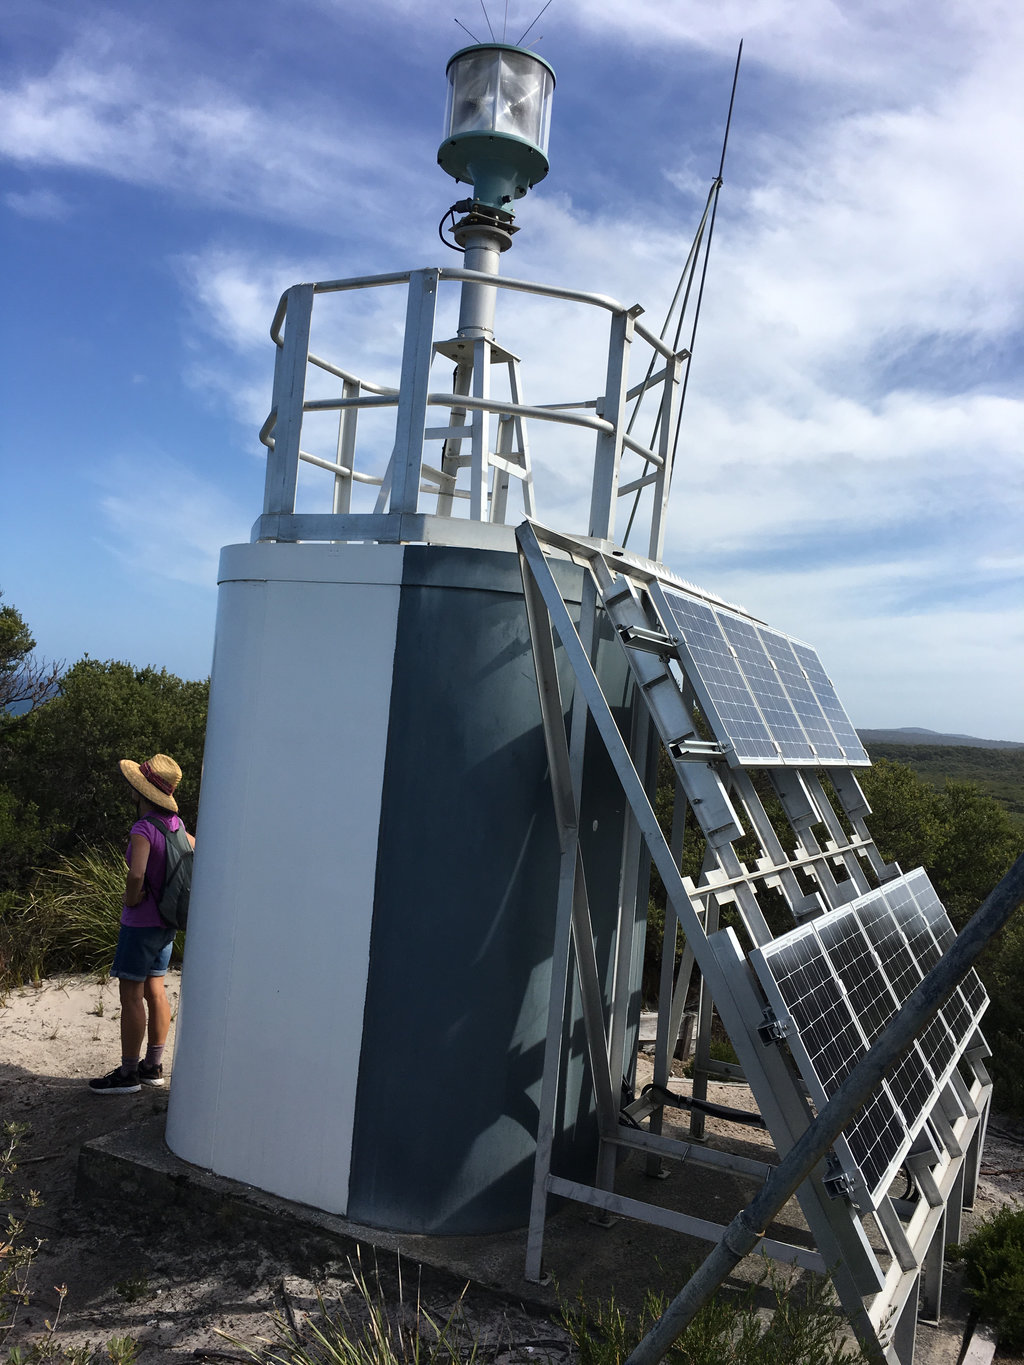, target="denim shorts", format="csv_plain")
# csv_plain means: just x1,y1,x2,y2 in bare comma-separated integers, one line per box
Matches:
111,925,176,981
